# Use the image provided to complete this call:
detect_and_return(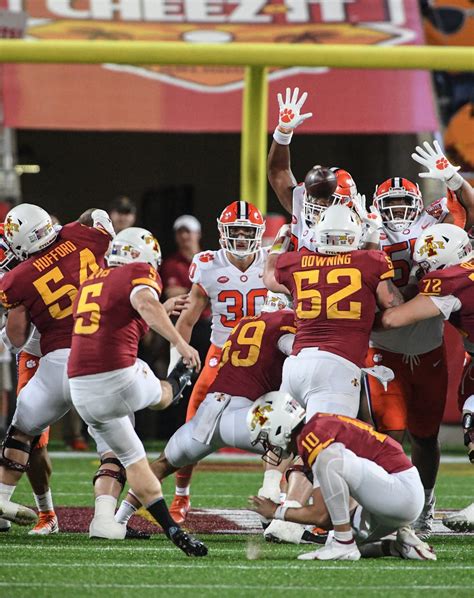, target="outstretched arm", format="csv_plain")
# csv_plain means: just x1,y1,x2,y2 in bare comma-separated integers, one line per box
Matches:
381,294,441,329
